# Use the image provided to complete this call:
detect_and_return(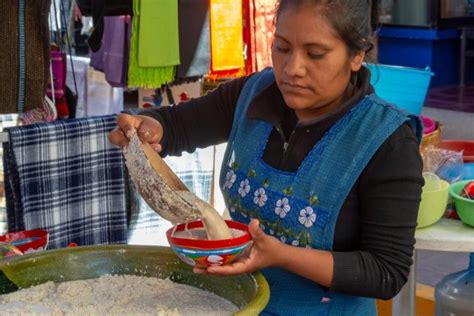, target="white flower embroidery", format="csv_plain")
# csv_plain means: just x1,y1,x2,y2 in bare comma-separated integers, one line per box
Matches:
253,188,268,207
238,179,251,197
275,198,291,219
280,236,287,243
224,170,237,189
230,207,236,213
269,229,275,235
259,223,266,231
299,207,317,228
292,240,299,246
